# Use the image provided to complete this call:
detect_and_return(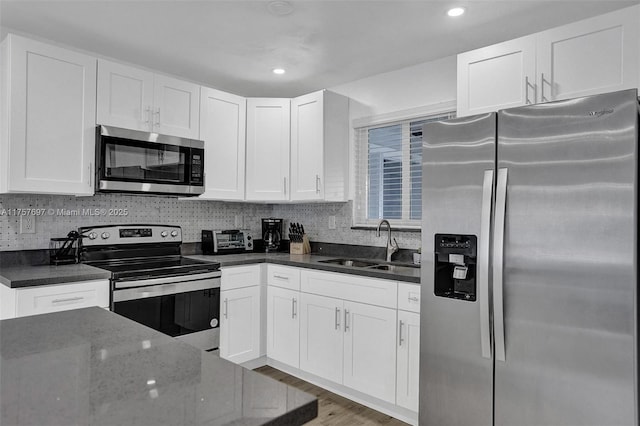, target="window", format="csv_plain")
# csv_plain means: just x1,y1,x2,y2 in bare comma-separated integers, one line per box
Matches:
354,111,455,228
